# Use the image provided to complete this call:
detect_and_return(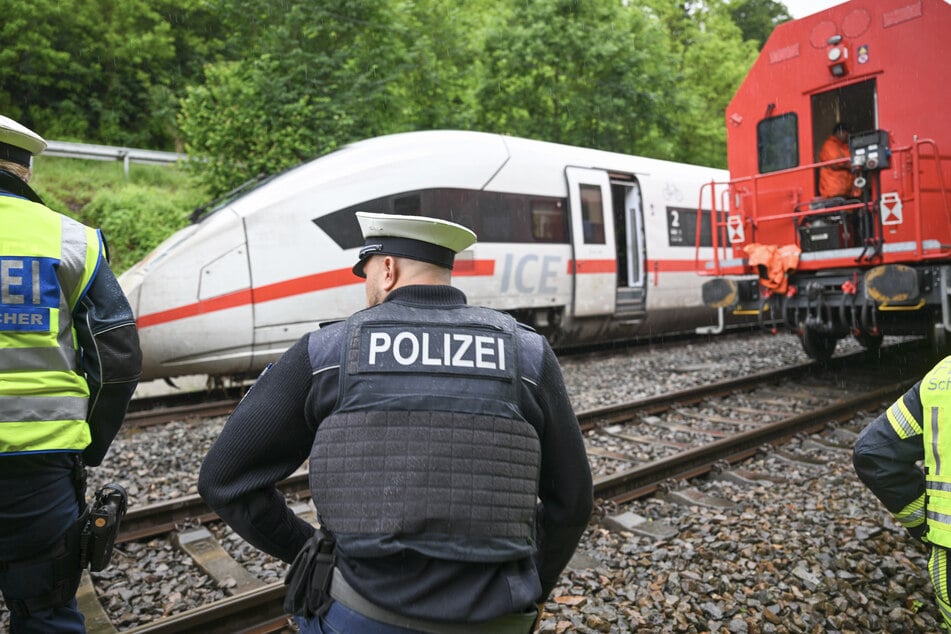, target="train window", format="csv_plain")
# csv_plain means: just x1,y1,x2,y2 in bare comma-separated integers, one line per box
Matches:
316,188,569,248
313,209,364,249
532,200,566,242
757,113,799,174
393,194,422,216
579,184,606,244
